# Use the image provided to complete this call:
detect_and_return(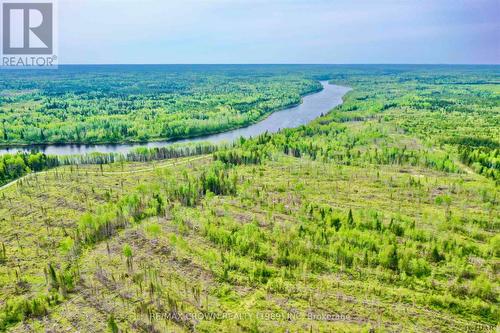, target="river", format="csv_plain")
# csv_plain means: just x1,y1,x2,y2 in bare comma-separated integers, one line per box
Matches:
0,81,350,156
